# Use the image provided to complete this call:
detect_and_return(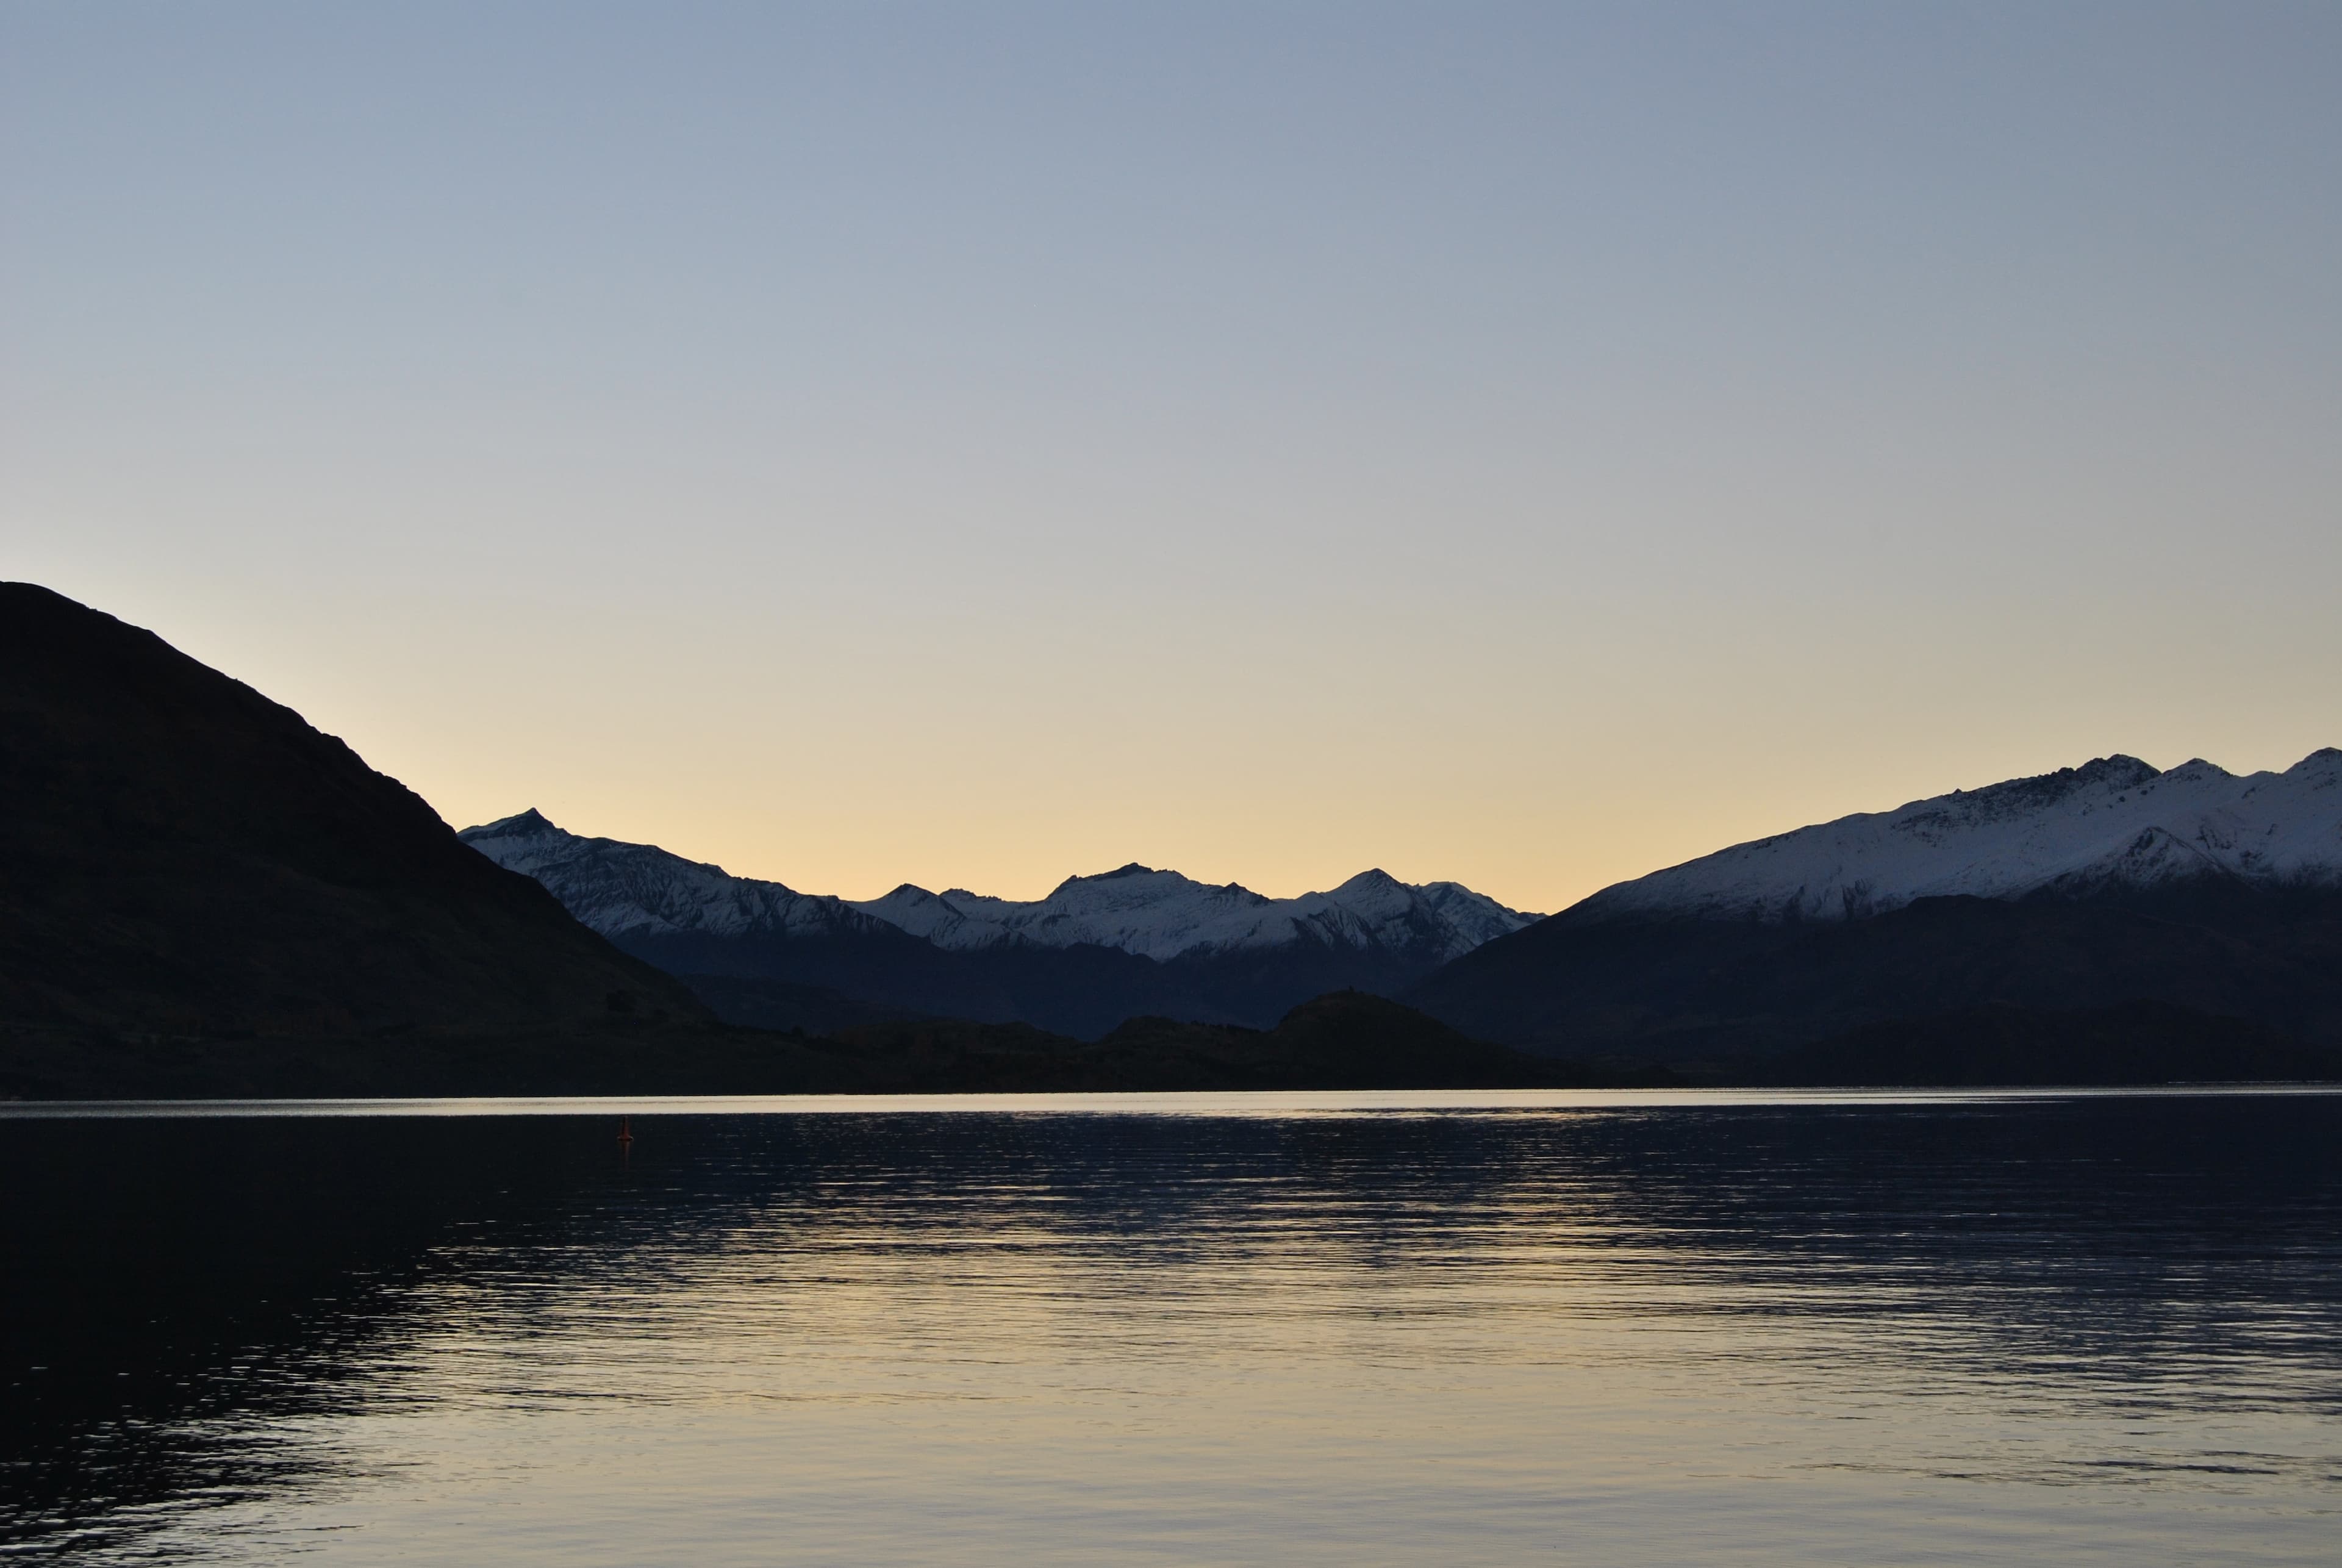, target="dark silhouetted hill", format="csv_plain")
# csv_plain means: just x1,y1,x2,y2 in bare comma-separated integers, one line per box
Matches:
1407,746,2342,1083
0,583,717,1084
1409,882,2342,1073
